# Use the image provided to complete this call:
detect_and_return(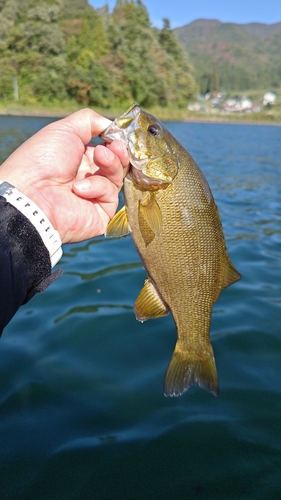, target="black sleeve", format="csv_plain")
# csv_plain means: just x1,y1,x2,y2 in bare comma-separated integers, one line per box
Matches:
0,197,62,335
